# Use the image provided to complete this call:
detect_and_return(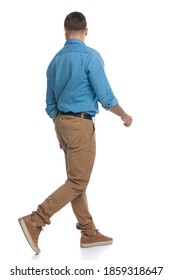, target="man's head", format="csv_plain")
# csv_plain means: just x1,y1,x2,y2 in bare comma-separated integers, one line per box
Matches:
64,12,88,40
